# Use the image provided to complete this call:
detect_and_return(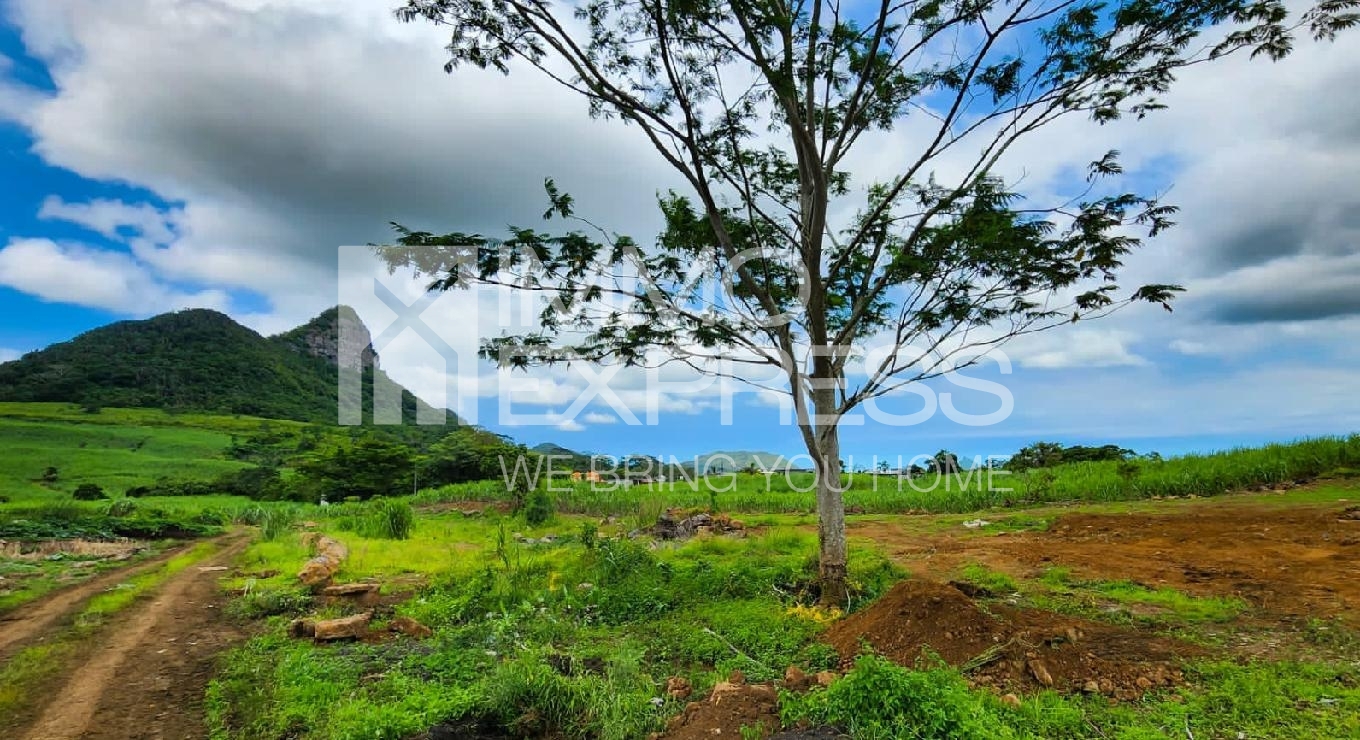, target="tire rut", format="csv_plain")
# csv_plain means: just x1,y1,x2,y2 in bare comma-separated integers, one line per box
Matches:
19,534,249,740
